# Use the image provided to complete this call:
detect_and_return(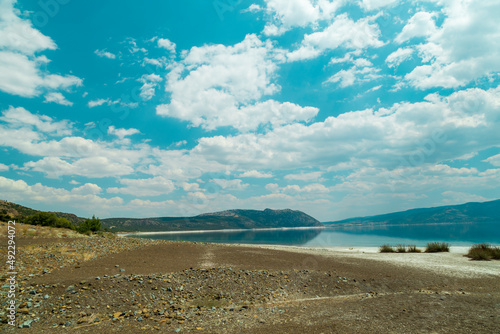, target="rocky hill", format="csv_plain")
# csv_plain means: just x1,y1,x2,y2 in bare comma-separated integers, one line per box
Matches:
324,199,500,227
0,200,85,225
102,209,322,232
